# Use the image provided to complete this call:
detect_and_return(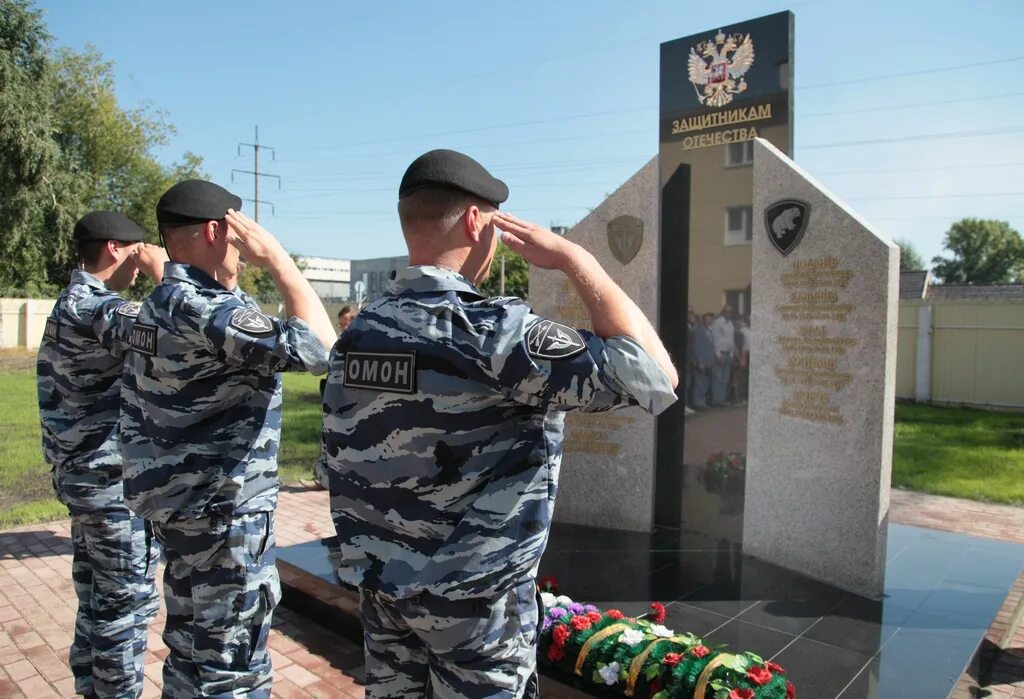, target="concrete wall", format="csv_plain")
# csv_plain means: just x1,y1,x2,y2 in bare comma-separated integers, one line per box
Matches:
0,298,56,350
